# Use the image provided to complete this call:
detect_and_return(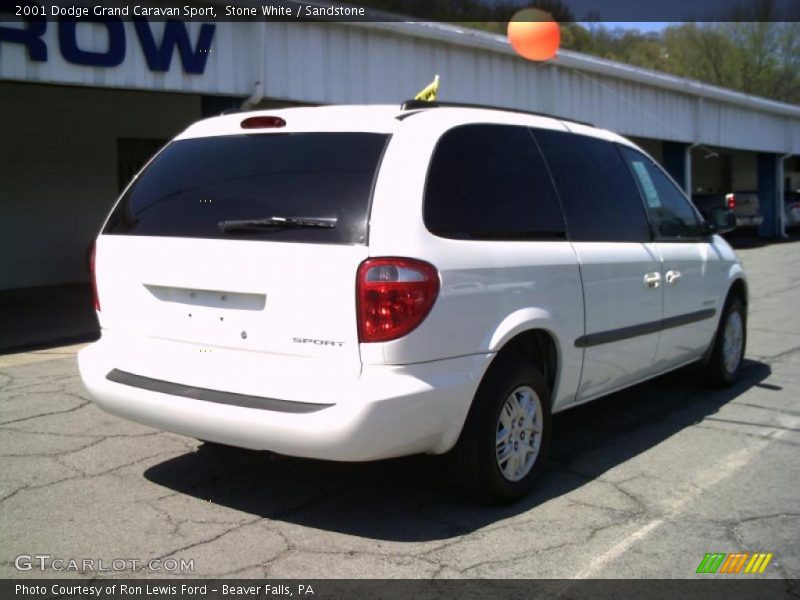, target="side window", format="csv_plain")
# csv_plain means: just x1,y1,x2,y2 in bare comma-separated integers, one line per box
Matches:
619,146,703,239
424,124,566,240
532,129,651,243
